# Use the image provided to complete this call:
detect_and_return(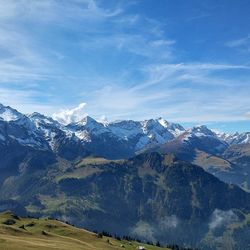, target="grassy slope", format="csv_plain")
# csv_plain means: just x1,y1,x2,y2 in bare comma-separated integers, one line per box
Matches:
193,150,232,171
0,211,171,250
